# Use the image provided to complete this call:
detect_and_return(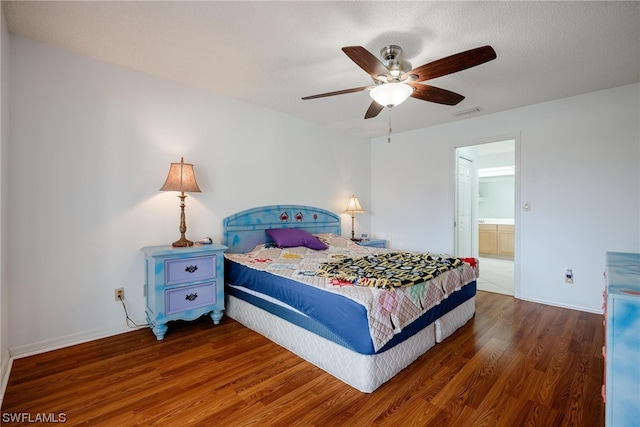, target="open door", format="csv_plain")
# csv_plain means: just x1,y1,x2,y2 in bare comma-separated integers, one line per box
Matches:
456,155,474,257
